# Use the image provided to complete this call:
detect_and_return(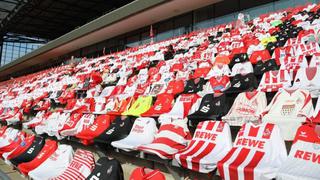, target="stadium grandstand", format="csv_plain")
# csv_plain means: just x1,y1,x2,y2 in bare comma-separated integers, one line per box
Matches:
0,0,320,179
